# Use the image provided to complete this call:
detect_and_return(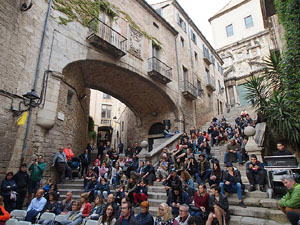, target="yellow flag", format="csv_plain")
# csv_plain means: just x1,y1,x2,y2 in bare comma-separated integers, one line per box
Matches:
17,111,28,126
